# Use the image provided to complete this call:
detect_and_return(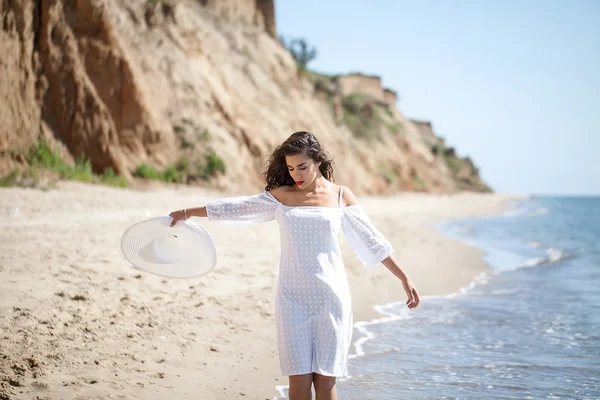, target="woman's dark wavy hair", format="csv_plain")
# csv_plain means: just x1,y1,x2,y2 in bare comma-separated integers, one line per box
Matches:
263,131,334,191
